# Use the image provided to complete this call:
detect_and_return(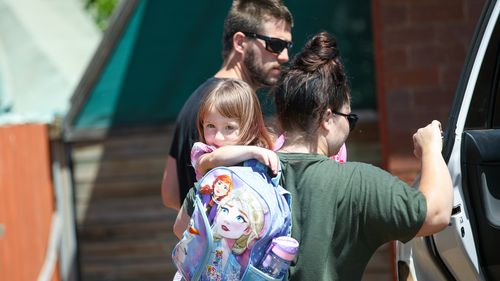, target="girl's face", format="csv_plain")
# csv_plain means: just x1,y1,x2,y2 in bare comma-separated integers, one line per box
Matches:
203,108,241,148
213,179,230,198
214,201,251,240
